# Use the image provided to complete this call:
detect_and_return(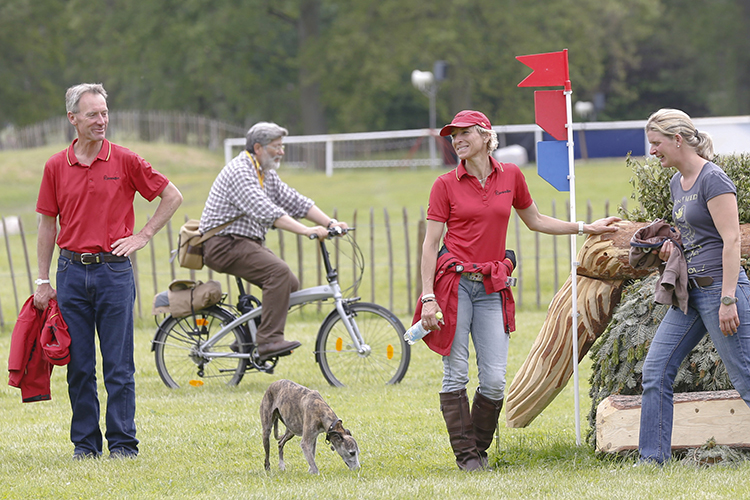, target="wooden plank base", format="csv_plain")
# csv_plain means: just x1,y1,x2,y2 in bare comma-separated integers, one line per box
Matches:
596,390,750,453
